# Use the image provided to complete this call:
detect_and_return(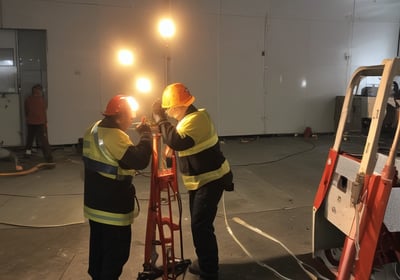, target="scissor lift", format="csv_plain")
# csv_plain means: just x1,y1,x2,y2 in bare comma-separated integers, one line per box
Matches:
137,133,191,280
312,58,400,279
